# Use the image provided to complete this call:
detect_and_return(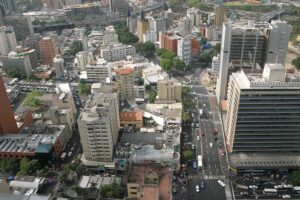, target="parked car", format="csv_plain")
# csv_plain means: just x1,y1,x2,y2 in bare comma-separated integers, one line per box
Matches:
249,185,258,189
218,180,225,187
209,143,213,148
281,194,291,199
196,185,200,192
